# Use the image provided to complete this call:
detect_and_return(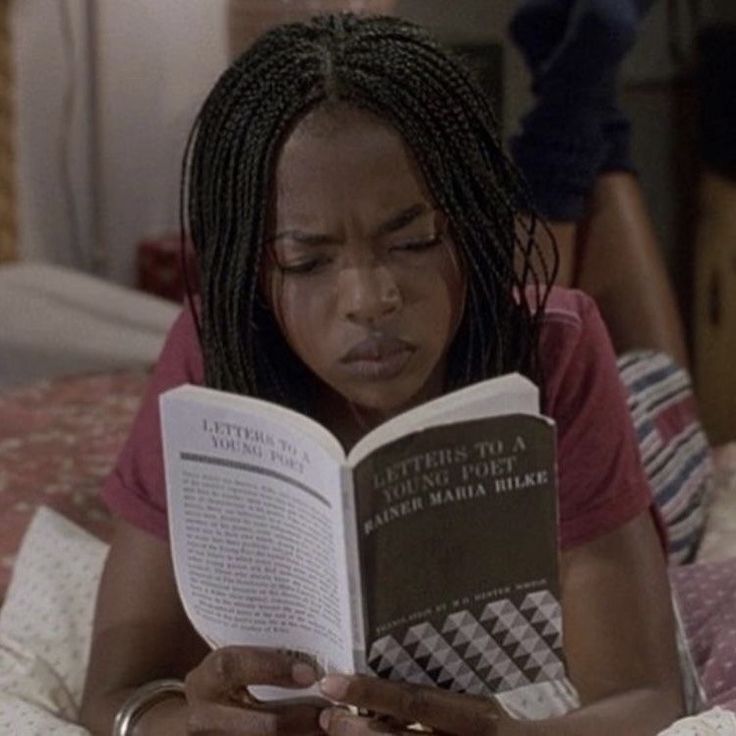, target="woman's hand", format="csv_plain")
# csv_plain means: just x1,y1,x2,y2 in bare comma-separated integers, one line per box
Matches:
181,646,325,735
318,675,522,736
